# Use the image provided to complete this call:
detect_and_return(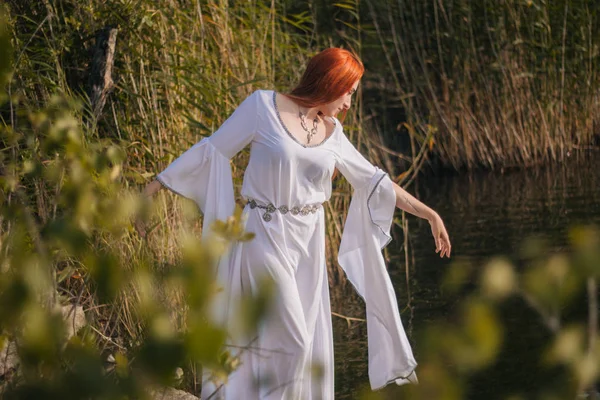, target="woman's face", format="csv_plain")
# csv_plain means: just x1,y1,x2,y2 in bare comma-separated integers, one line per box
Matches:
319,80,360,117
